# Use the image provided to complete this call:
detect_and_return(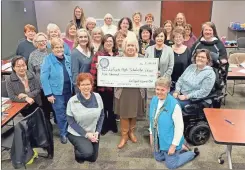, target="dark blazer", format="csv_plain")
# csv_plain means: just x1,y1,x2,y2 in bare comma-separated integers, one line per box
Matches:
6,71,42,106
